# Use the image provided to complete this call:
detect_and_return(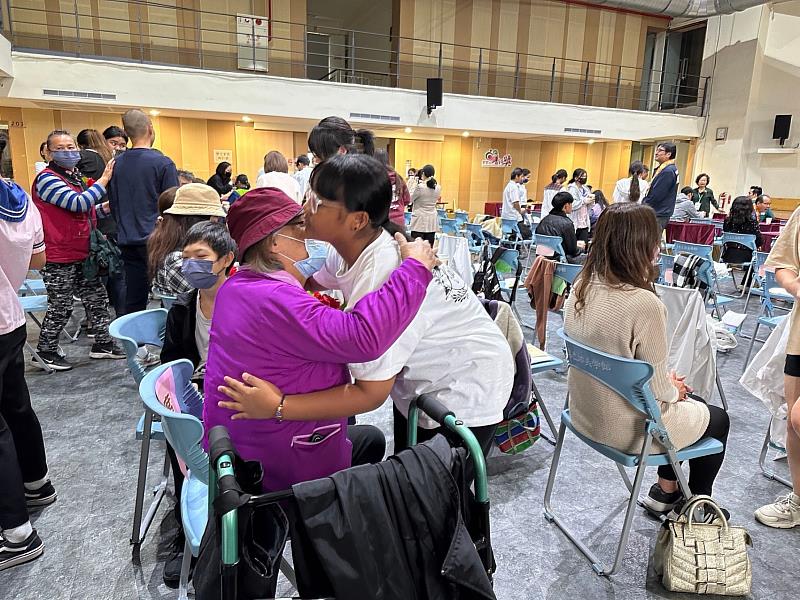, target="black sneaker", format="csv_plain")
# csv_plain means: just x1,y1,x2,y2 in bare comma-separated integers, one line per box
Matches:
25,481,57,508
89,342,126,360
0,531,44,572
667,498,731,523
163,534,195,588
641,483,683,513
31,351,73,371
